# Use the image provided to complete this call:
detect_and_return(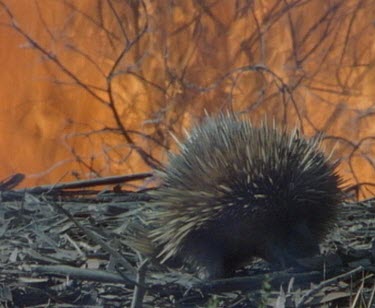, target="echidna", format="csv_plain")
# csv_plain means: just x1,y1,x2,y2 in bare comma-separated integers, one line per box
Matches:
140,114,343,280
